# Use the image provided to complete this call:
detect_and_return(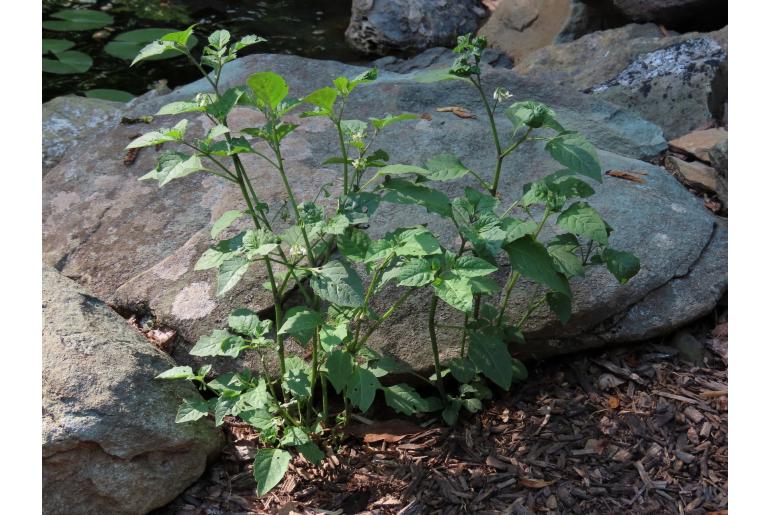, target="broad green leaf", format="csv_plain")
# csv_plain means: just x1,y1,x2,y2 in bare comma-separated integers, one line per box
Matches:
253,448,290,496
228,308,271,338
278,307,323,343
43,9,113,31
302,87,338,115
468,328,513,390
411,67,463,83
42,50,92,74
156,366,194,380
545,132,602,182
243,228,279,258
337,228,371,262
433,273,475,312
462,397,483,413
383,384,429,415
442,398,462,425
84,89,135,102
297,442,325,465
546,292,572,325
375,164,428,178
42,39,74,54
448,357,476,383
108,28,198,61
347,366,380,412
380,178,452,218
310,260,365,308
240,408,274,431
504,236,571,297
505,101,564,133
547,234,584,278
326,349,354,394
240,380,270,410
423,153,472,182
370,113,418,130
319,322,348,351
216,255,250,296
128,119,188,148
556,202,609,245
160,25,196,45
232,34,265,52
208,29,230,49
176,397,210,423
211,210,243,238
383,257,436,287
502,218,538,243
452,255,497,278
284,367,311,399
511,358,529,381
190,329,247,358
602,248,641,284
280,426,310,447
156,101,205,116
209,136,254,156
207,371,248,394
214,393,238,426
194,232,244,271
247,71,289,110
140,152,207,187
391,227,442,257
131,41,177,66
